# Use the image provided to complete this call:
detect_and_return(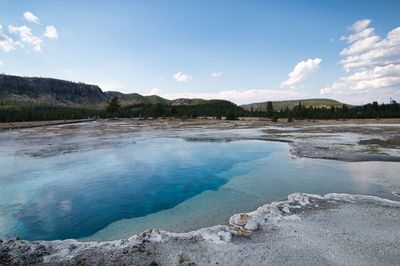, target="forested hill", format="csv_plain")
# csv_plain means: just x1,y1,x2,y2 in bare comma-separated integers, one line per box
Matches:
0,74,349,110
104,91,170,105
0,74,236,107
242,98,346,112
1,74,399,123
0,74,108,105
0,74,248,122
